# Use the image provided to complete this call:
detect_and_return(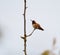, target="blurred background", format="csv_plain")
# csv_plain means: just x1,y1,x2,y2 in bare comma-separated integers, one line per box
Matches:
0,0,60,55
